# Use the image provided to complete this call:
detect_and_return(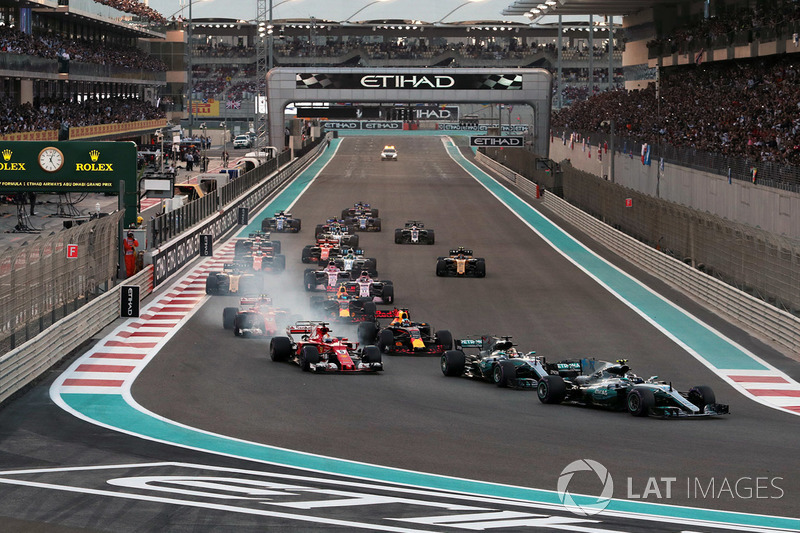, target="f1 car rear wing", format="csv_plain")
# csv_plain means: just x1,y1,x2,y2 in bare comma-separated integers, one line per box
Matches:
246,231,273,240
287,320,328,336
404,221,424,228
240,296,272,306
449,248,473,256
